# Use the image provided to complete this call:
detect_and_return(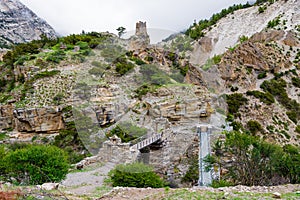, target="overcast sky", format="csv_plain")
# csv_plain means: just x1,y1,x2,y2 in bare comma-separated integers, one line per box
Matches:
20,0,249,36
